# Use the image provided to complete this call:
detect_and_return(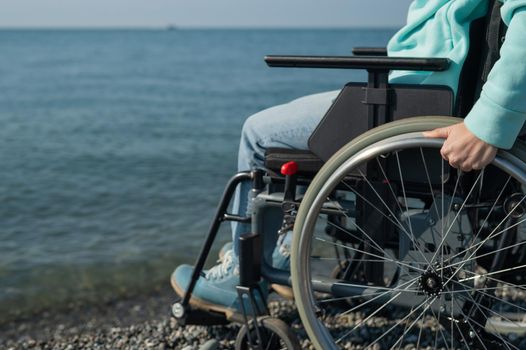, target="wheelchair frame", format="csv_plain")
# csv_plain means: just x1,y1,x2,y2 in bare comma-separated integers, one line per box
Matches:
171,2,526,348
171,57,526,350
